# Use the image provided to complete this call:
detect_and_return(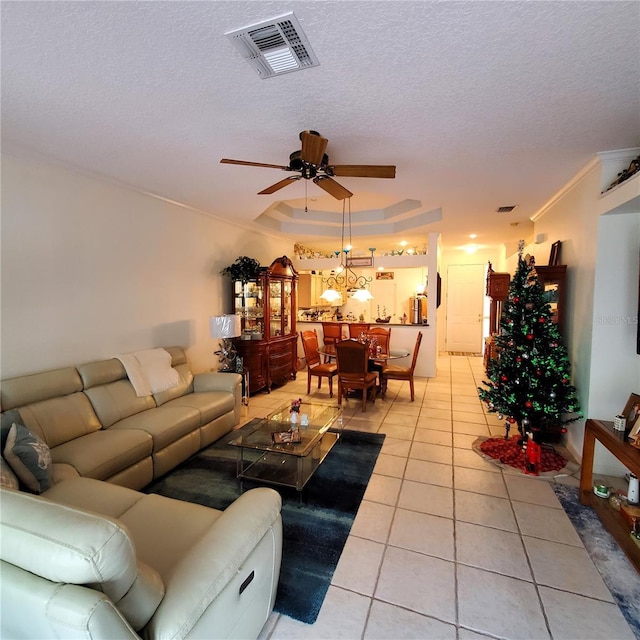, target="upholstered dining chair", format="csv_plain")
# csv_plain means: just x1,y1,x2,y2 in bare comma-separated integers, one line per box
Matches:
335,339,378,412
300,330,338,397
321,322,343,362
380,331,423,401
365,326,391,355
348,323,371,338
